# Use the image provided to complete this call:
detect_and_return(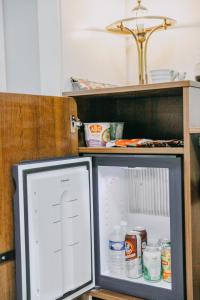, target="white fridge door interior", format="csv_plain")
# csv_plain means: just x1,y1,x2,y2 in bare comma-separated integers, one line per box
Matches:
14,157,94,300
